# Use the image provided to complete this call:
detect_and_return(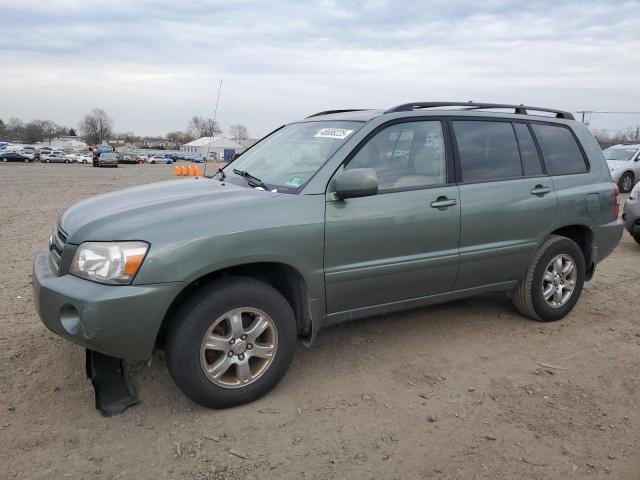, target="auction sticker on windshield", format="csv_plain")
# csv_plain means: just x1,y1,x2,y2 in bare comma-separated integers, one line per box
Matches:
314,128,353,139
285,176,305,187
